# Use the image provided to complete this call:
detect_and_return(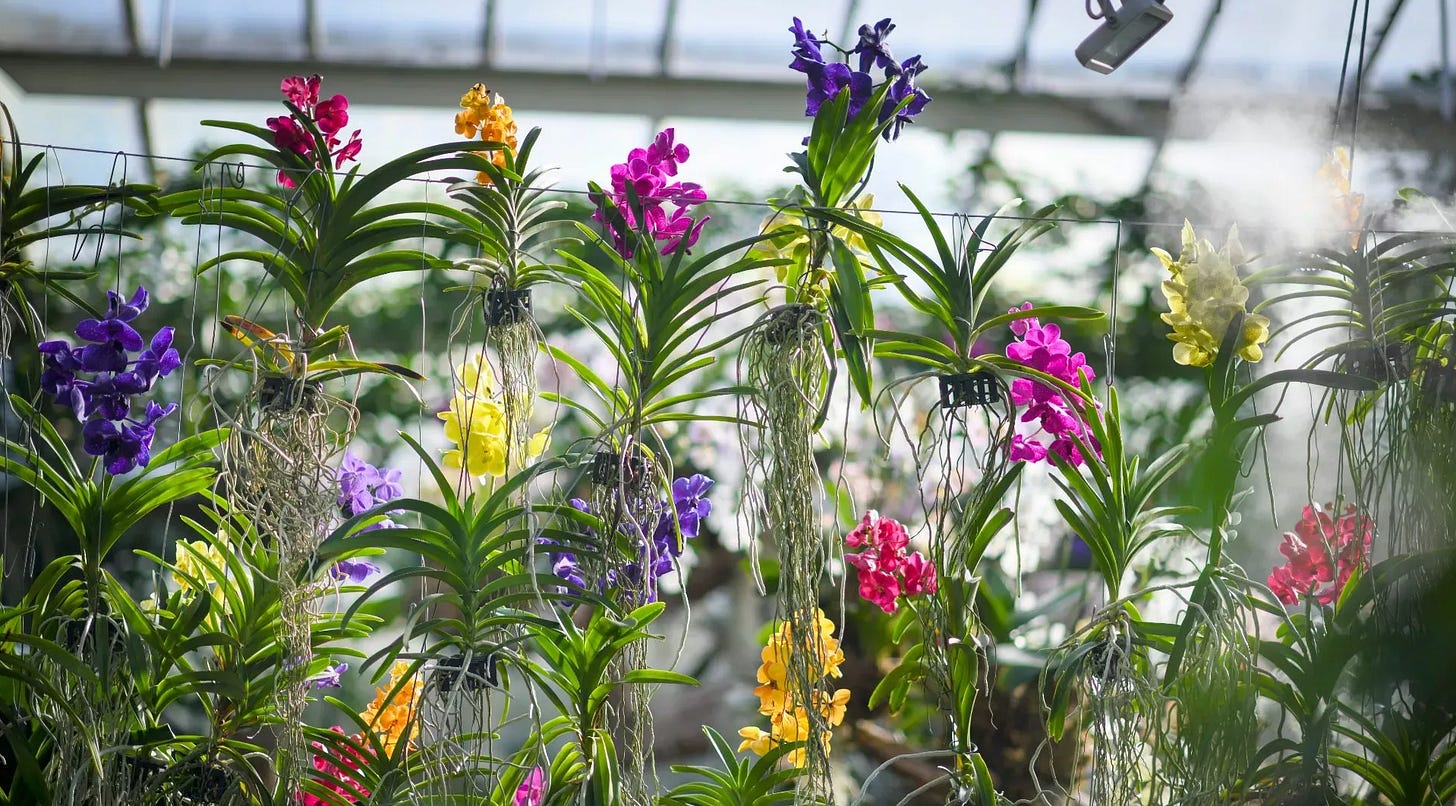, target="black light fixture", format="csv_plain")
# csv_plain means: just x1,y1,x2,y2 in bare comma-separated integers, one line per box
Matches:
1076,0,1174,74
